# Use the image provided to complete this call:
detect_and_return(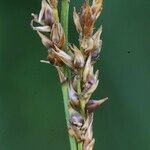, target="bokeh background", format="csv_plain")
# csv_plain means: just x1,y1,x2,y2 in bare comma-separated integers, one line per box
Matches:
0,0,150,150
